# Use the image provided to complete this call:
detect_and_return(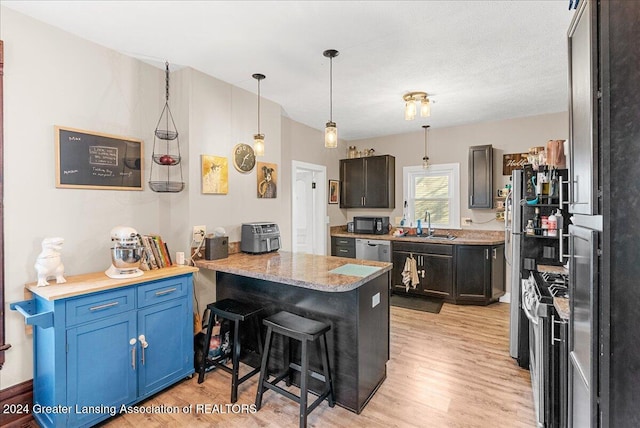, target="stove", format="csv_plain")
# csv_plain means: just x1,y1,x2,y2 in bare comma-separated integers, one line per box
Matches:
539,271,569,299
